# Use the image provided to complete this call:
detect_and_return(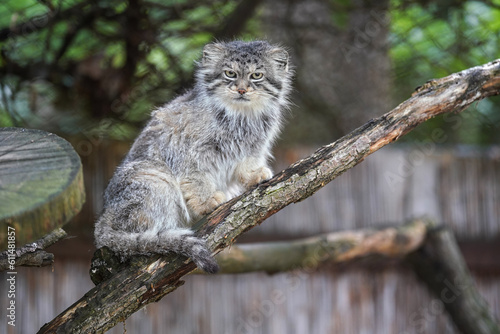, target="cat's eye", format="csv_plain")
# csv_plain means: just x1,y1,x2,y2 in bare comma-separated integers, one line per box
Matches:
224,70,237,79
250,72,264,80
